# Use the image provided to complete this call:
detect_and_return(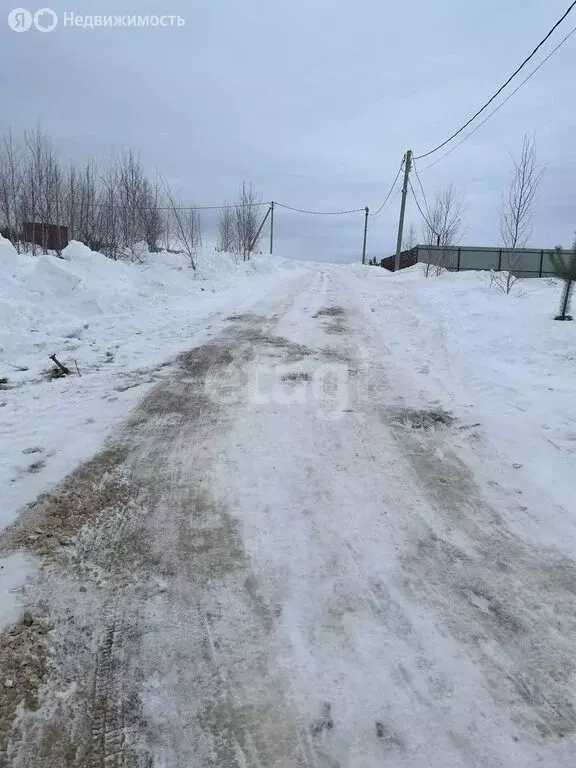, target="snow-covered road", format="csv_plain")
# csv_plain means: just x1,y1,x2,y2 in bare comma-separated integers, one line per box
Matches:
2,266,576,767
